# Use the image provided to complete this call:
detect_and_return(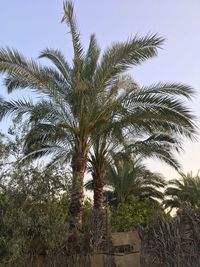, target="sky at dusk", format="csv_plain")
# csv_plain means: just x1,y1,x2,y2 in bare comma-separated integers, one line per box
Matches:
0,0,200,180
